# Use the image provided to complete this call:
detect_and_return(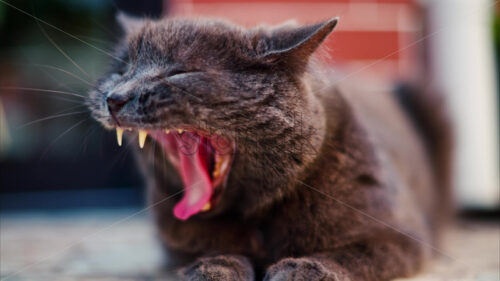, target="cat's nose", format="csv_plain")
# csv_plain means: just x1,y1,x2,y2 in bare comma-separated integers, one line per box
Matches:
106,93,132,114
